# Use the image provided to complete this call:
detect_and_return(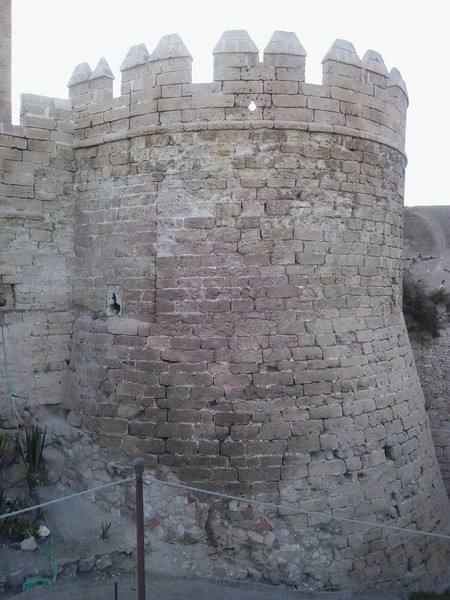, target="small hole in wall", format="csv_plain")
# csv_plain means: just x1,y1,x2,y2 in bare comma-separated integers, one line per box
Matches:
248,100,257,112
106,287,123,317
108,293,121,315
